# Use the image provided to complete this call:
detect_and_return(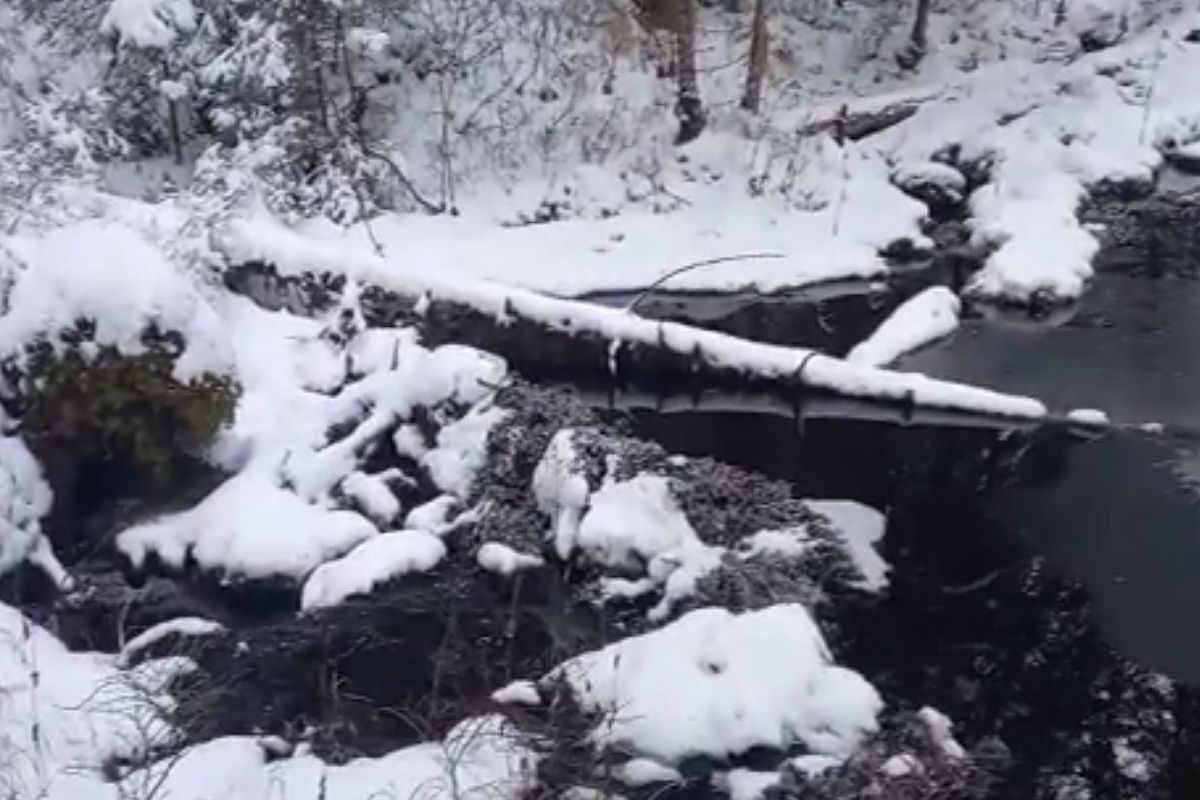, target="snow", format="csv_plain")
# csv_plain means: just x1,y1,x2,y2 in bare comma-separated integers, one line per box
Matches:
1112,737,1152,782
405,494,458,533
918,706,966,760
0,435,55,580
534,451,723,621
118,470,378,581
477,542,545,576
576,474,697,569
109,290,511,584
1066,0,1136,45
13,4,1195,795
618,758,682,786
1068,408,1111,426
533,430,592,560
791,754,843,777
719,769,780,800
118,714,533,800
300,530,446,611
892,161,967,202
393,423,429,459
965,165,1100,302
881,753,922,778
118,616,225,667
101,0,196,49
808,500,890,592
423,404,508,498
549,605,881,764
296,188,908,297
200,0,1200,311
0,601,190,799
736,527,812,559
340,471,401,524
0,219,233,380
491,680,542,707
847,286,962,367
